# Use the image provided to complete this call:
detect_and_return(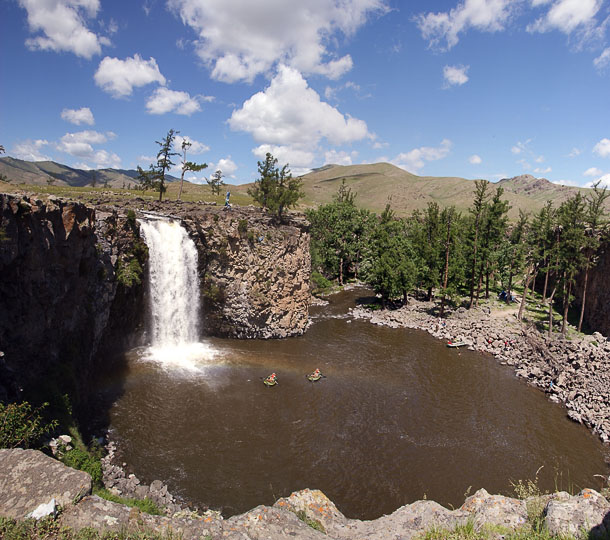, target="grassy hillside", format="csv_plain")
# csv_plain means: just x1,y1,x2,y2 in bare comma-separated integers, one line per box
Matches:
0,157,178,189
293,163,602,219
2,157,606,219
